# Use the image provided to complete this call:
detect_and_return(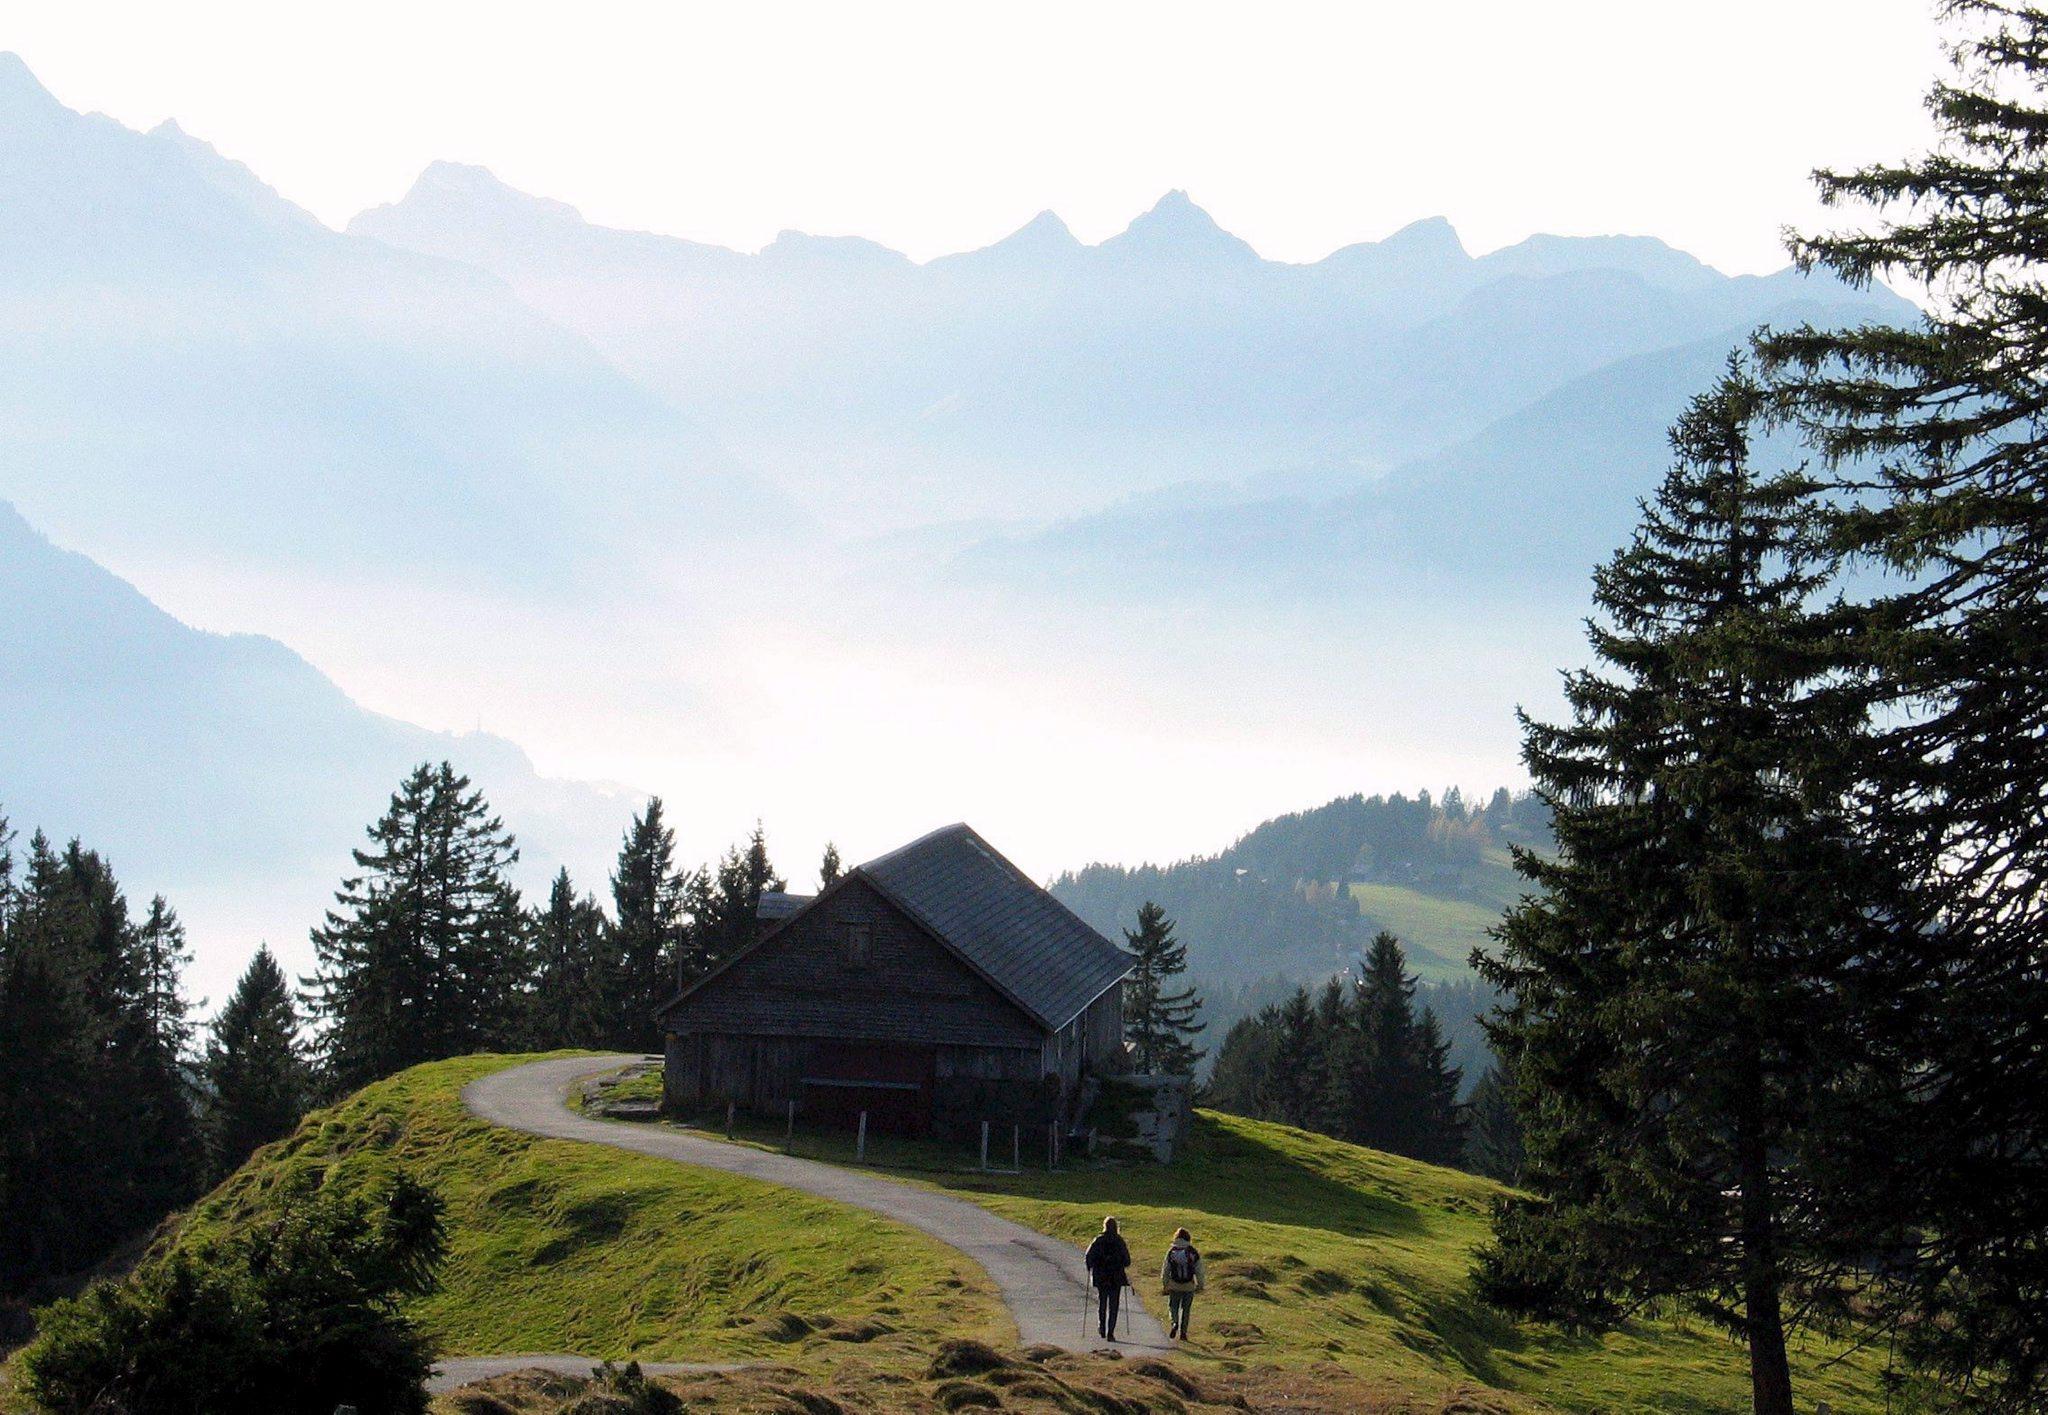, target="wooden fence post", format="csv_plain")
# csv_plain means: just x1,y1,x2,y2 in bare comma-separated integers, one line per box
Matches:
981,1120,990,1170
724,1100,734,1139
786,1099,795,1144
857,1110,868,1162
1012,1124,1020,1172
